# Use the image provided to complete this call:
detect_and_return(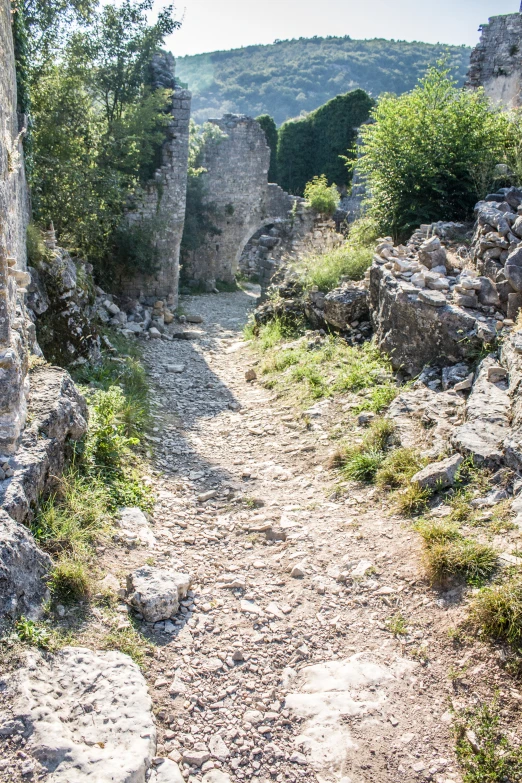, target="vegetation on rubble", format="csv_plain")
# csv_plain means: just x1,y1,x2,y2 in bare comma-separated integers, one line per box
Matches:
177,36,470,126
19,0,179,282
31,333,152,603
303,175,340,217
355,63,522,240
